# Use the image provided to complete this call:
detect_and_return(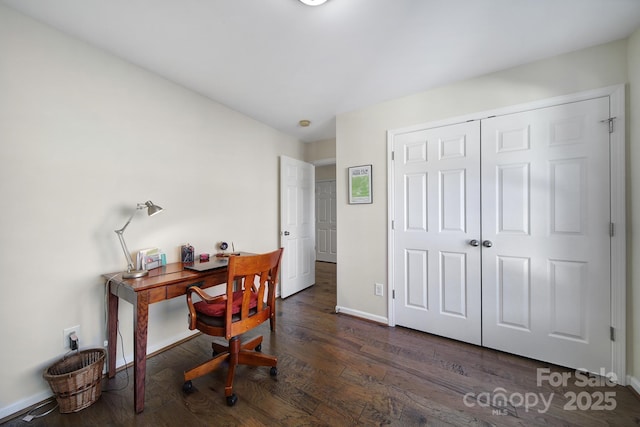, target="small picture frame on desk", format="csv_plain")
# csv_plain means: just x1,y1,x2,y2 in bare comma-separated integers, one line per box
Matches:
181,244,194,263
